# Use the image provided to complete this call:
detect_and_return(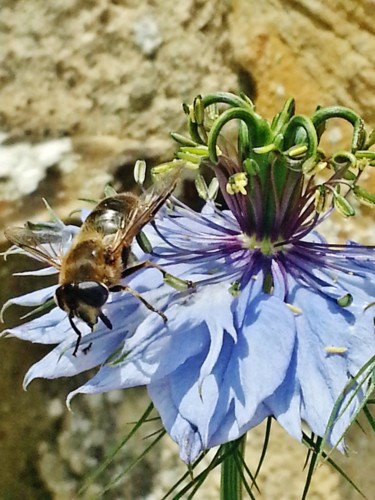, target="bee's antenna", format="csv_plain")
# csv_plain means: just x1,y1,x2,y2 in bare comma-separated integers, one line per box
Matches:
69,315,82,357
99,312,113,330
